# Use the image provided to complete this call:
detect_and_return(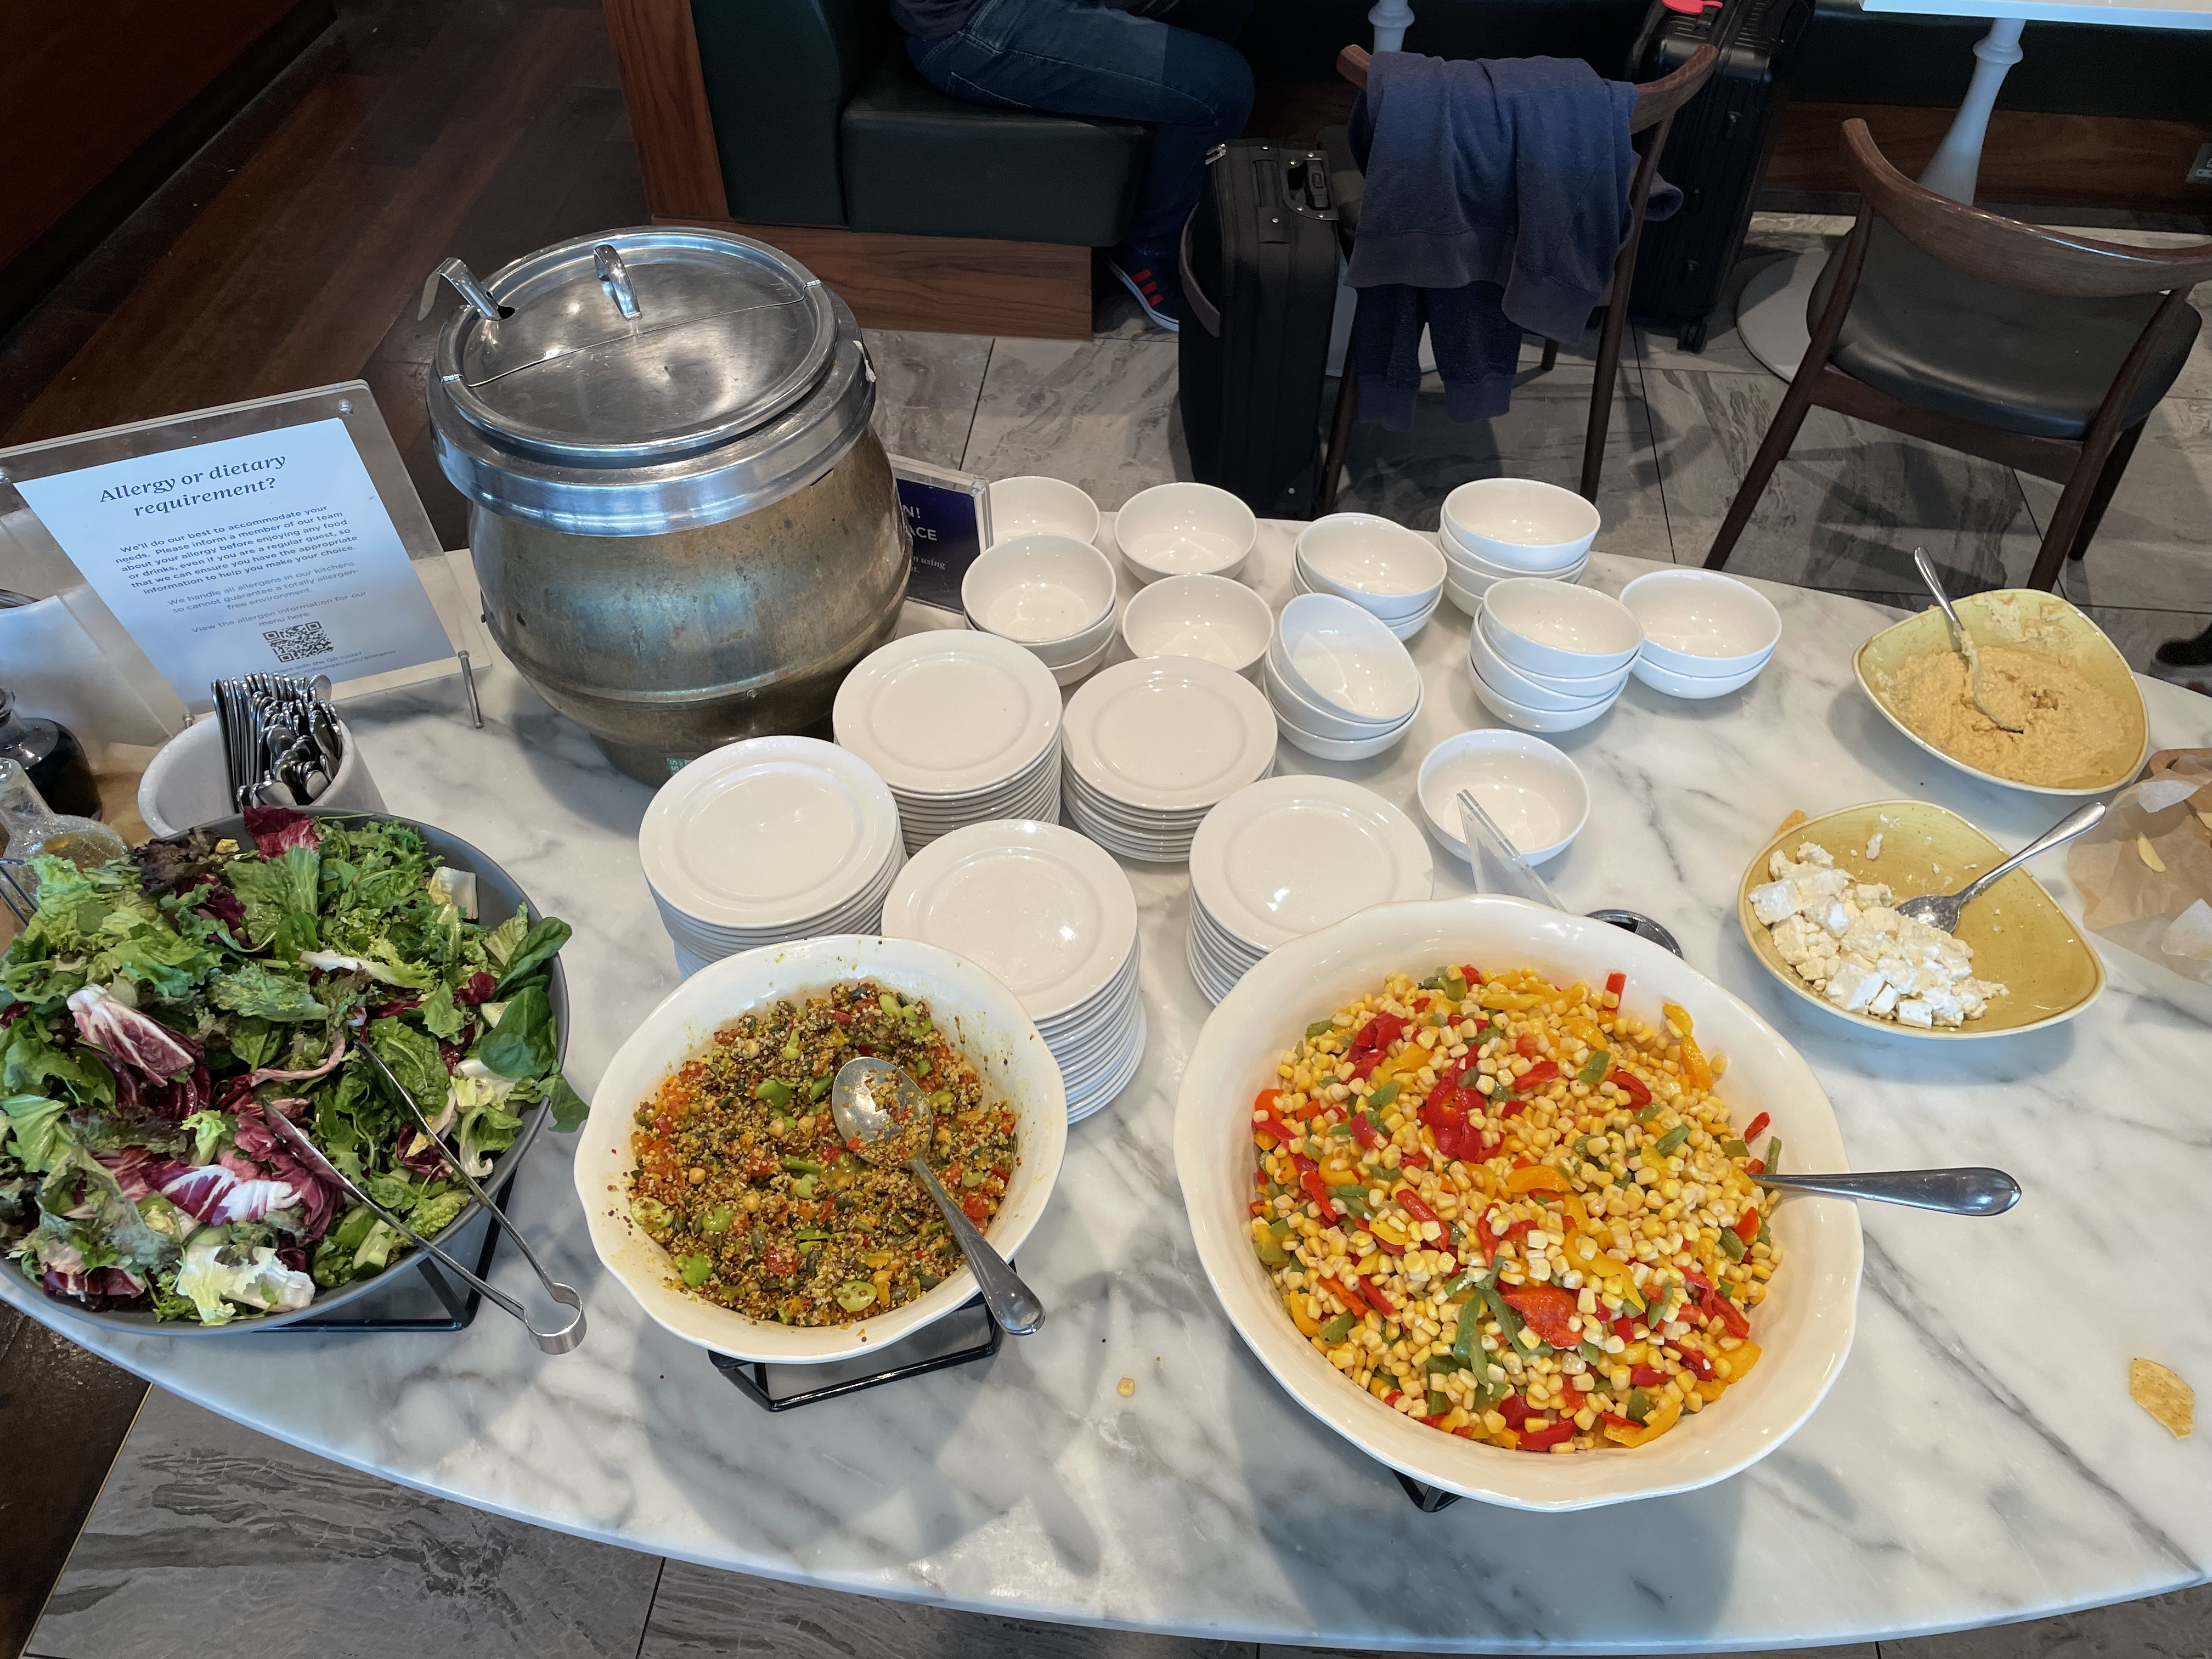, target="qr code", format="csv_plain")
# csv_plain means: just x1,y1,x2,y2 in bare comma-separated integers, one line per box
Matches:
263,618,335,663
